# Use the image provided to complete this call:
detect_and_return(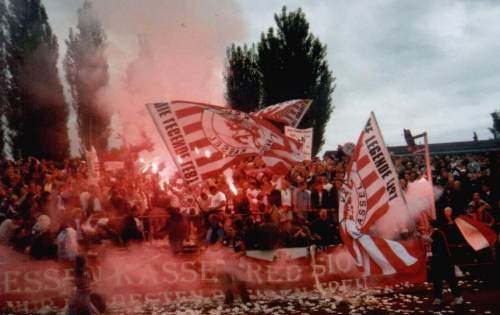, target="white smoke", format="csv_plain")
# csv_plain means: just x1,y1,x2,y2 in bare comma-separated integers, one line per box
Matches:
374,177,440,239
